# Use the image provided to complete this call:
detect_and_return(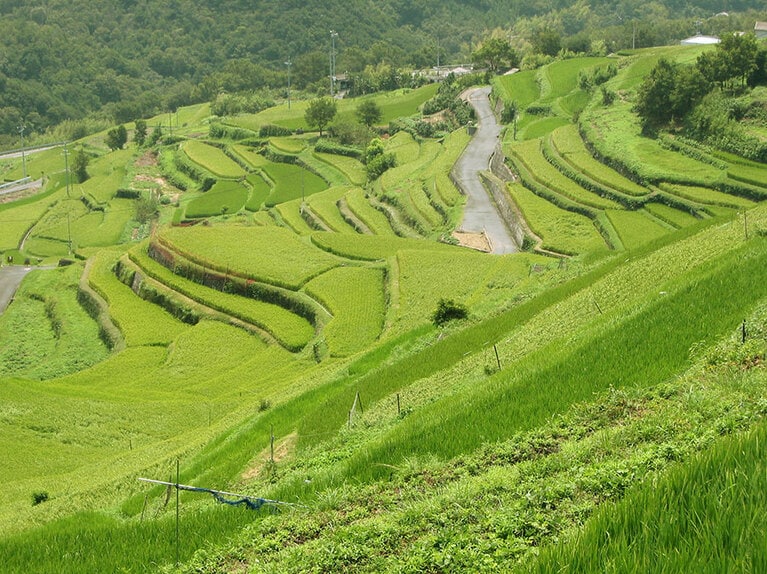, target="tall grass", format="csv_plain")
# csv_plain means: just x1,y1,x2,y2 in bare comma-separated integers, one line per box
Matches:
184,180,249,218
526,420,767,573
336,238,767,481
